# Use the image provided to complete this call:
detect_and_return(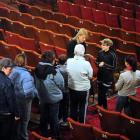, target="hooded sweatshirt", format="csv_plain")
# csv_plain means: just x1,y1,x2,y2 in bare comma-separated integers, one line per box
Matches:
34,62,64,104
